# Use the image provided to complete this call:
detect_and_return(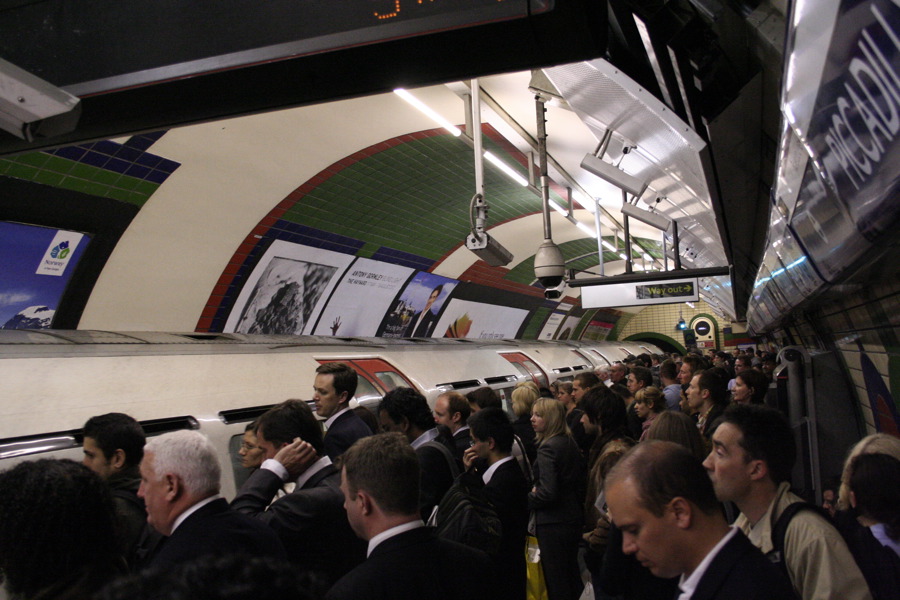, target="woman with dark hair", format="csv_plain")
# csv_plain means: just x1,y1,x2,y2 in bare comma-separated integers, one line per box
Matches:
579,385,635,596
645,410,707,461
732,368,769,404
836,436,900,600
528,398,586,600
0,459,125,599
